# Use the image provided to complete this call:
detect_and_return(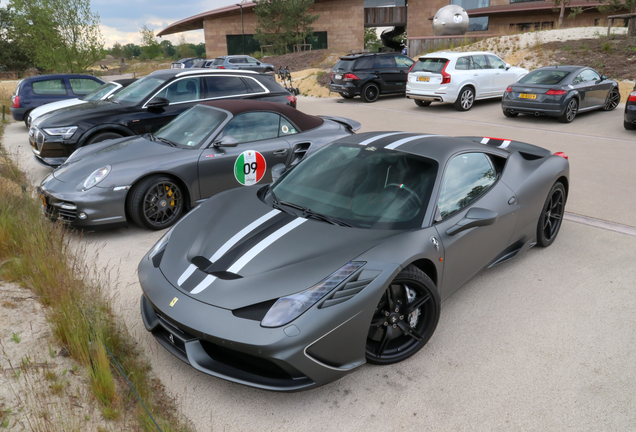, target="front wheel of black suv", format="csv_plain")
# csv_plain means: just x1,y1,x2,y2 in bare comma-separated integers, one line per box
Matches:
414,100,431,107
361,83,380,103
86,131,124,145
